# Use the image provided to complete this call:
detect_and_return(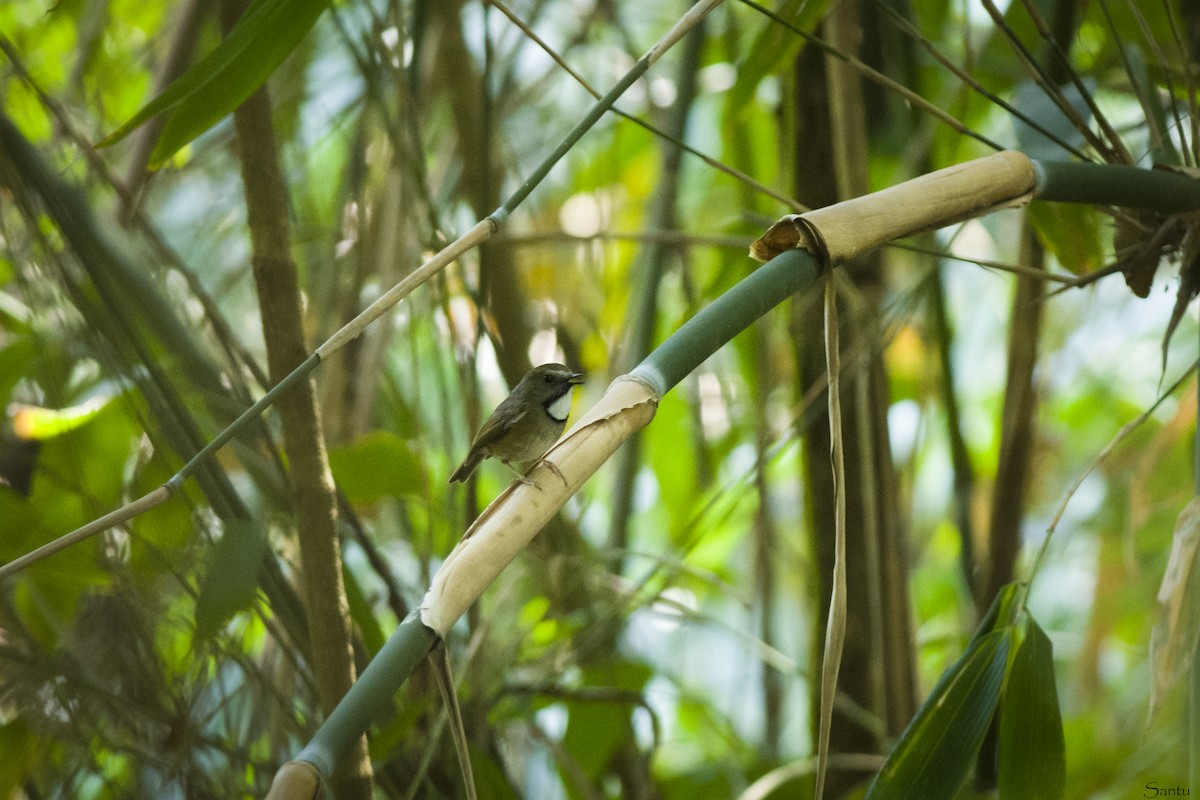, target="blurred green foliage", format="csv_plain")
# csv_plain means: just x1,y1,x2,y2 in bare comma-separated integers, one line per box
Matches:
0,0,1198,797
